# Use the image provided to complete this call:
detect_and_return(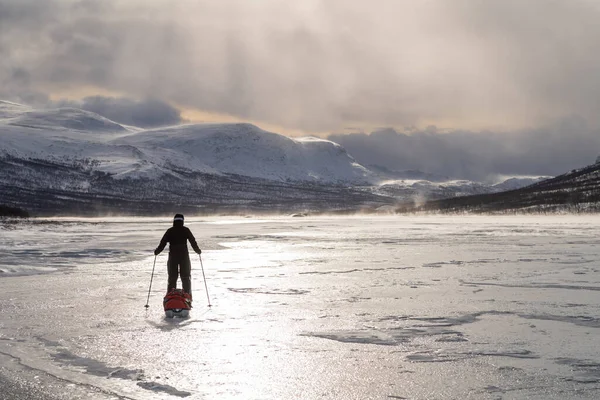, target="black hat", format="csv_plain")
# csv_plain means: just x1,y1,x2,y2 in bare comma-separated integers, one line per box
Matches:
173,214,185,226
173,214,184,222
